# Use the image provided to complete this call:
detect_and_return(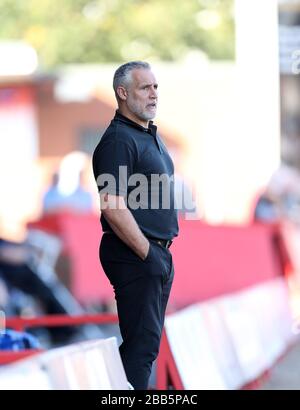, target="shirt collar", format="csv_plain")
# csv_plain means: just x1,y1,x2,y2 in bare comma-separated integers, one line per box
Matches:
114,110,157,137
